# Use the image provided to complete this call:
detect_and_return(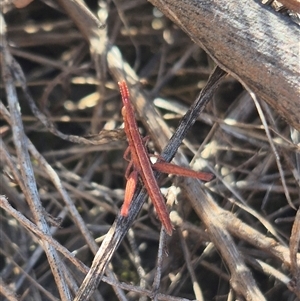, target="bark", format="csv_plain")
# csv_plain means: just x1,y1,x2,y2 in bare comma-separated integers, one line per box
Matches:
148,0,300,131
